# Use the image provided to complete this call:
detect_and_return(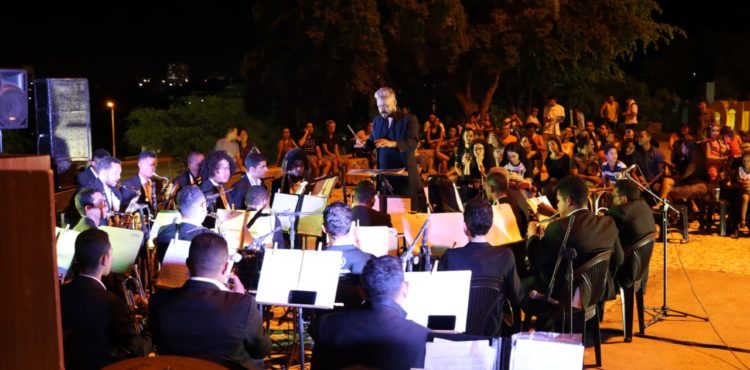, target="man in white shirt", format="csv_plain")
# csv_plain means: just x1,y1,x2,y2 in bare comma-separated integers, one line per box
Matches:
542,97,565,140
90,156,123,212
623,97,639,131
231,152,269,209
120,151,160,213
